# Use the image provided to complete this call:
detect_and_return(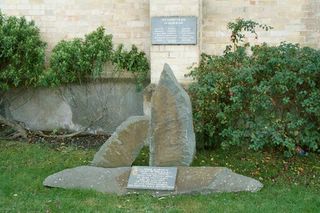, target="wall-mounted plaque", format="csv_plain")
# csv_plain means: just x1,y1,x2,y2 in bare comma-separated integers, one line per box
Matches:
151,16,197,45
127,166,177,191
